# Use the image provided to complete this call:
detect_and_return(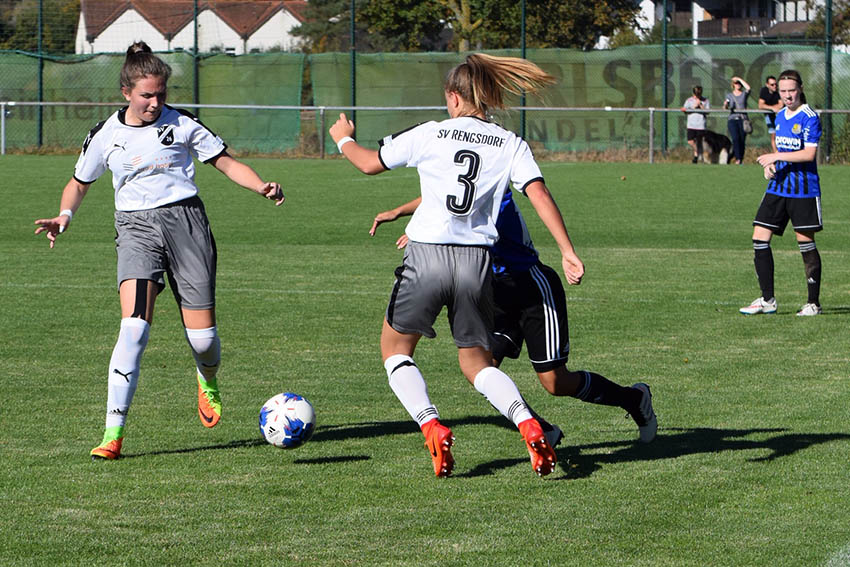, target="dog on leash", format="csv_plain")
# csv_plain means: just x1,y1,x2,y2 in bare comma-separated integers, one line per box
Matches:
700,130,732,164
